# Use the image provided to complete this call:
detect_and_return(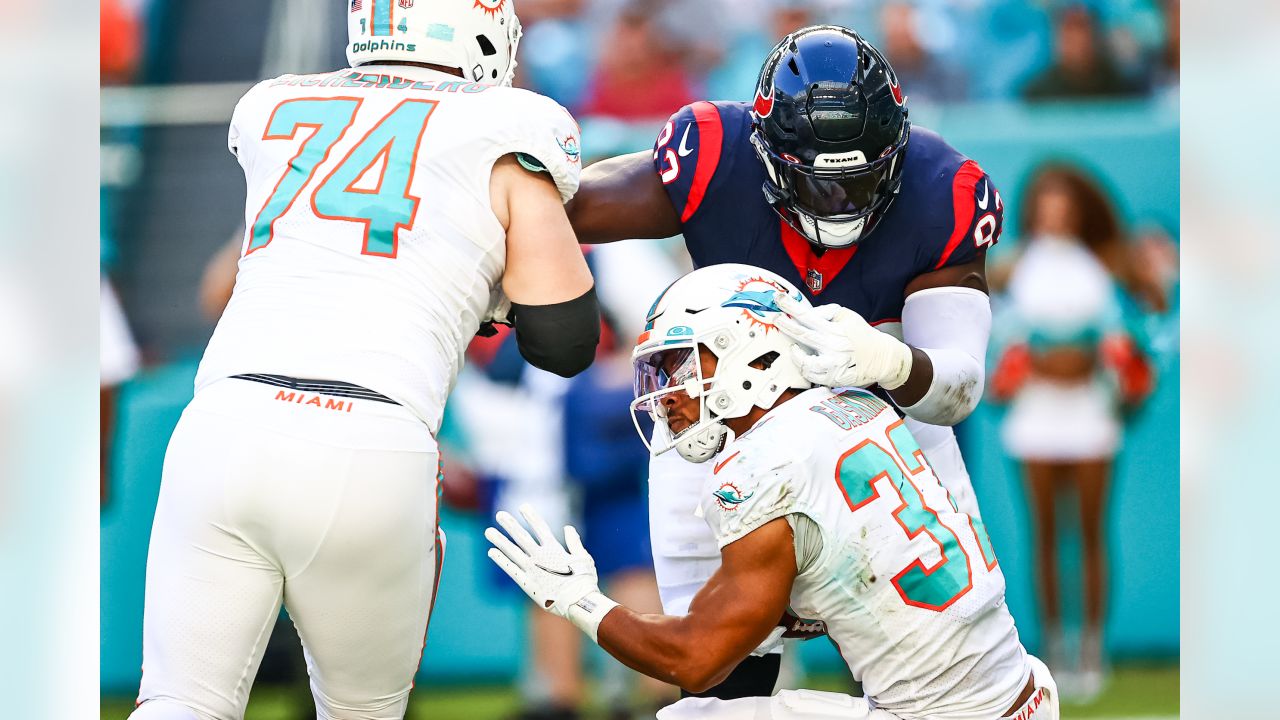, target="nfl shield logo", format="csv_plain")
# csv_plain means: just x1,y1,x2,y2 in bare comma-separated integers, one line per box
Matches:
399,0,413,7
806,269,823,293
